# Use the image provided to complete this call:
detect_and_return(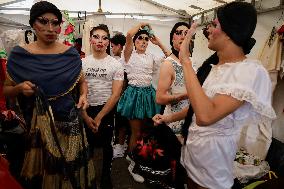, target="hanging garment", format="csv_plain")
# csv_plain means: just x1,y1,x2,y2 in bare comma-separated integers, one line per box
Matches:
258,27,283,90
0,30,26,56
